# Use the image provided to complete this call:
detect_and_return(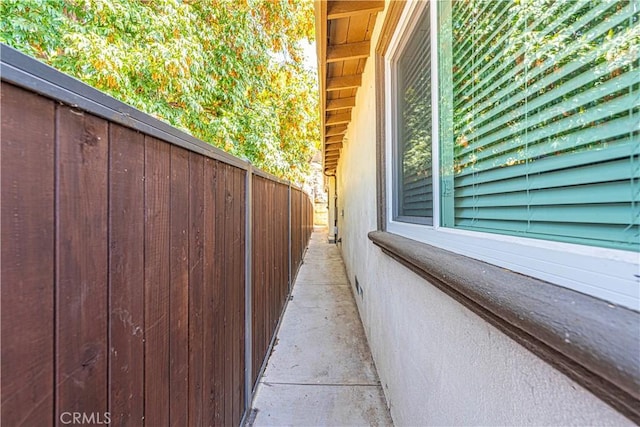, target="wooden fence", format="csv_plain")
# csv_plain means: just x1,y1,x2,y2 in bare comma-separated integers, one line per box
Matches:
250,178,313,387
0,46,313,426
